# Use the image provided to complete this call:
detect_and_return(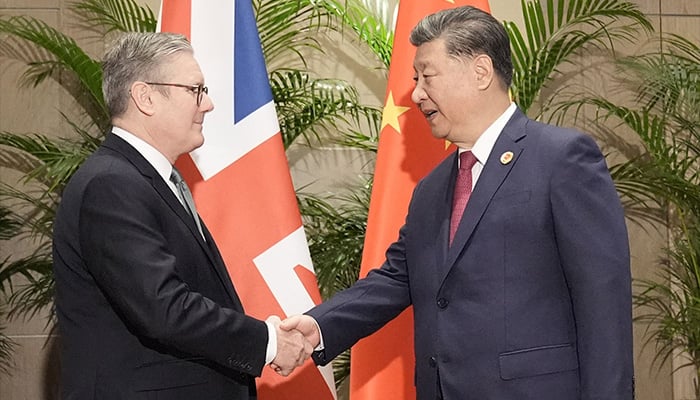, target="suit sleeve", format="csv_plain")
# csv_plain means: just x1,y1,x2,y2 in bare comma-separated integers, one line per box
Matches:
78,170,268,376
308,209,415,365
550,134,634,399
